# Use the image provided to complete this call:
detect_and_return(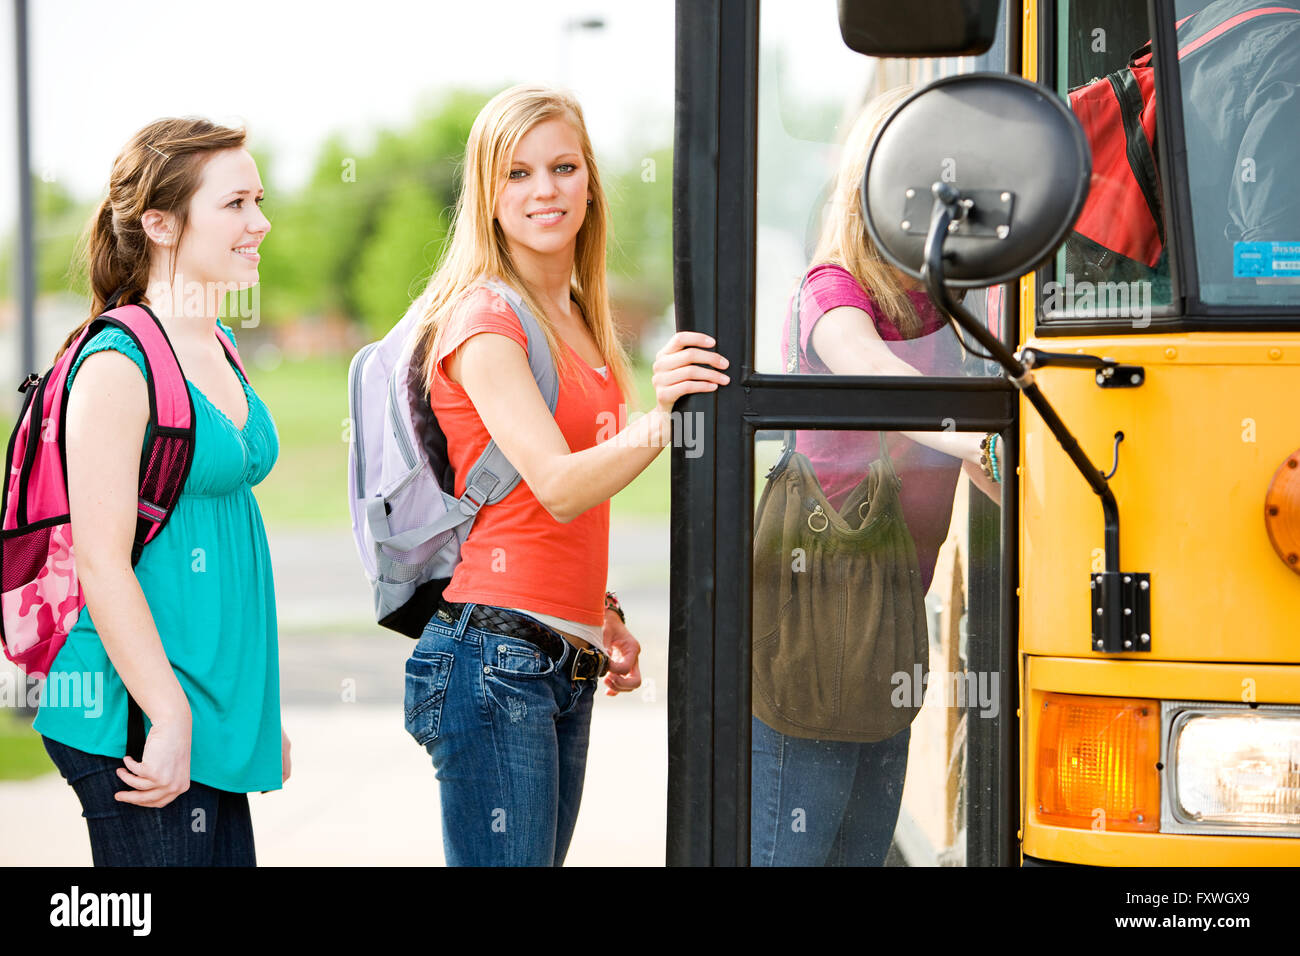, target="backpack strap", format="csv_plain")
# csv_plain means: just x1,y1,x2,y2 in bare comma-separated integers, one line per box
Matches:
455,278,559,516
1178,5,1300,61
93,305,197,564
1107,69,1164,247
365,279,560,553
60,304,199,762
1130,6,1298,67
216,323,250,384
